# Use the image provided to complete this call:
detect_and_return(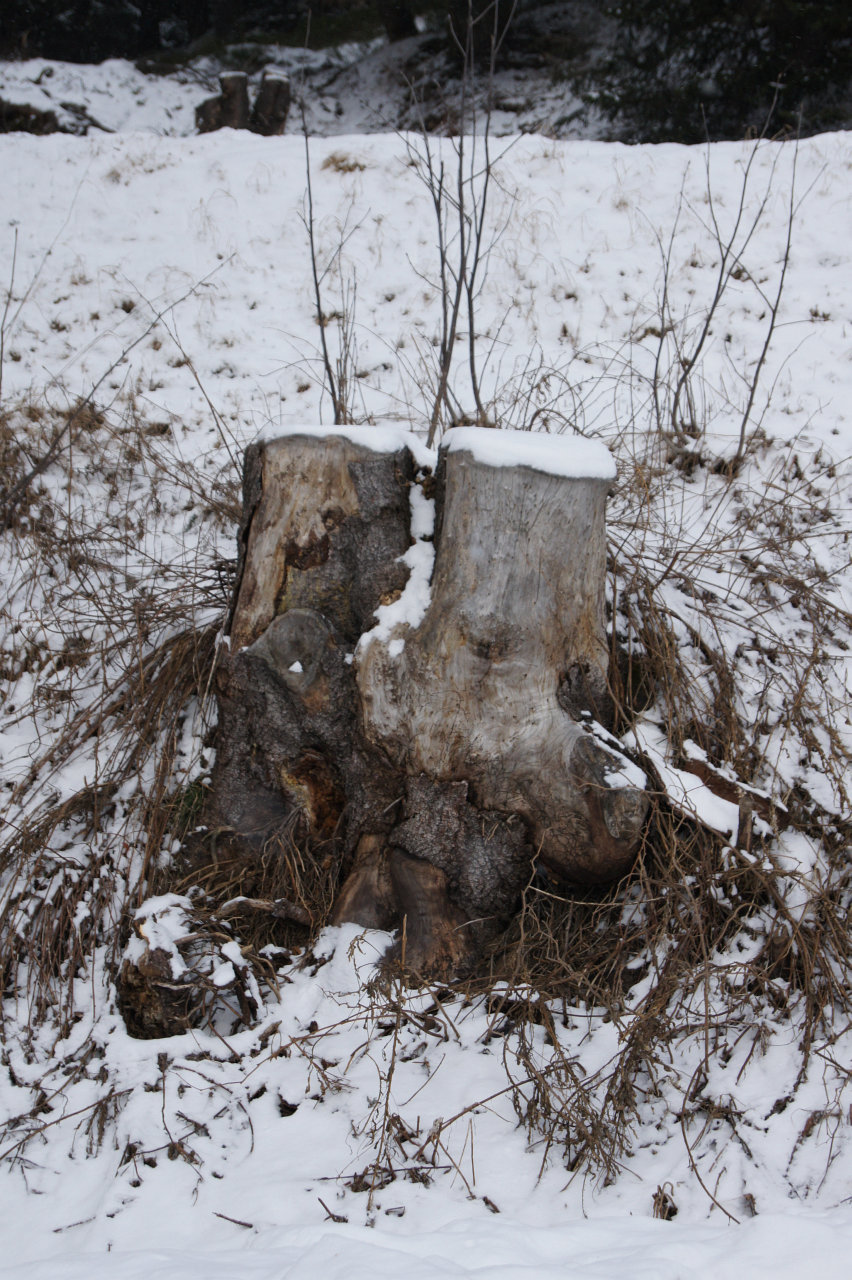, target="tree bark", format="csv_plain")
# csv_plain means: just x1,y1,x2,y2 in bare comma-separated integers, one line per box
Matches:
206,426,647,980
196,72,250,134
357,433,647,884
251,70,291,136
